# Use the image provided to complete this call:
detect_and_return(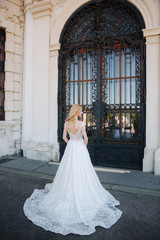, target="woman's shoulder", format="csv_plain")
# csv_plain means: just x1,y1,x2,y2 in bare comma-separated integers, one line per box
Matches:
65,120,85,127
79,120,85,126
